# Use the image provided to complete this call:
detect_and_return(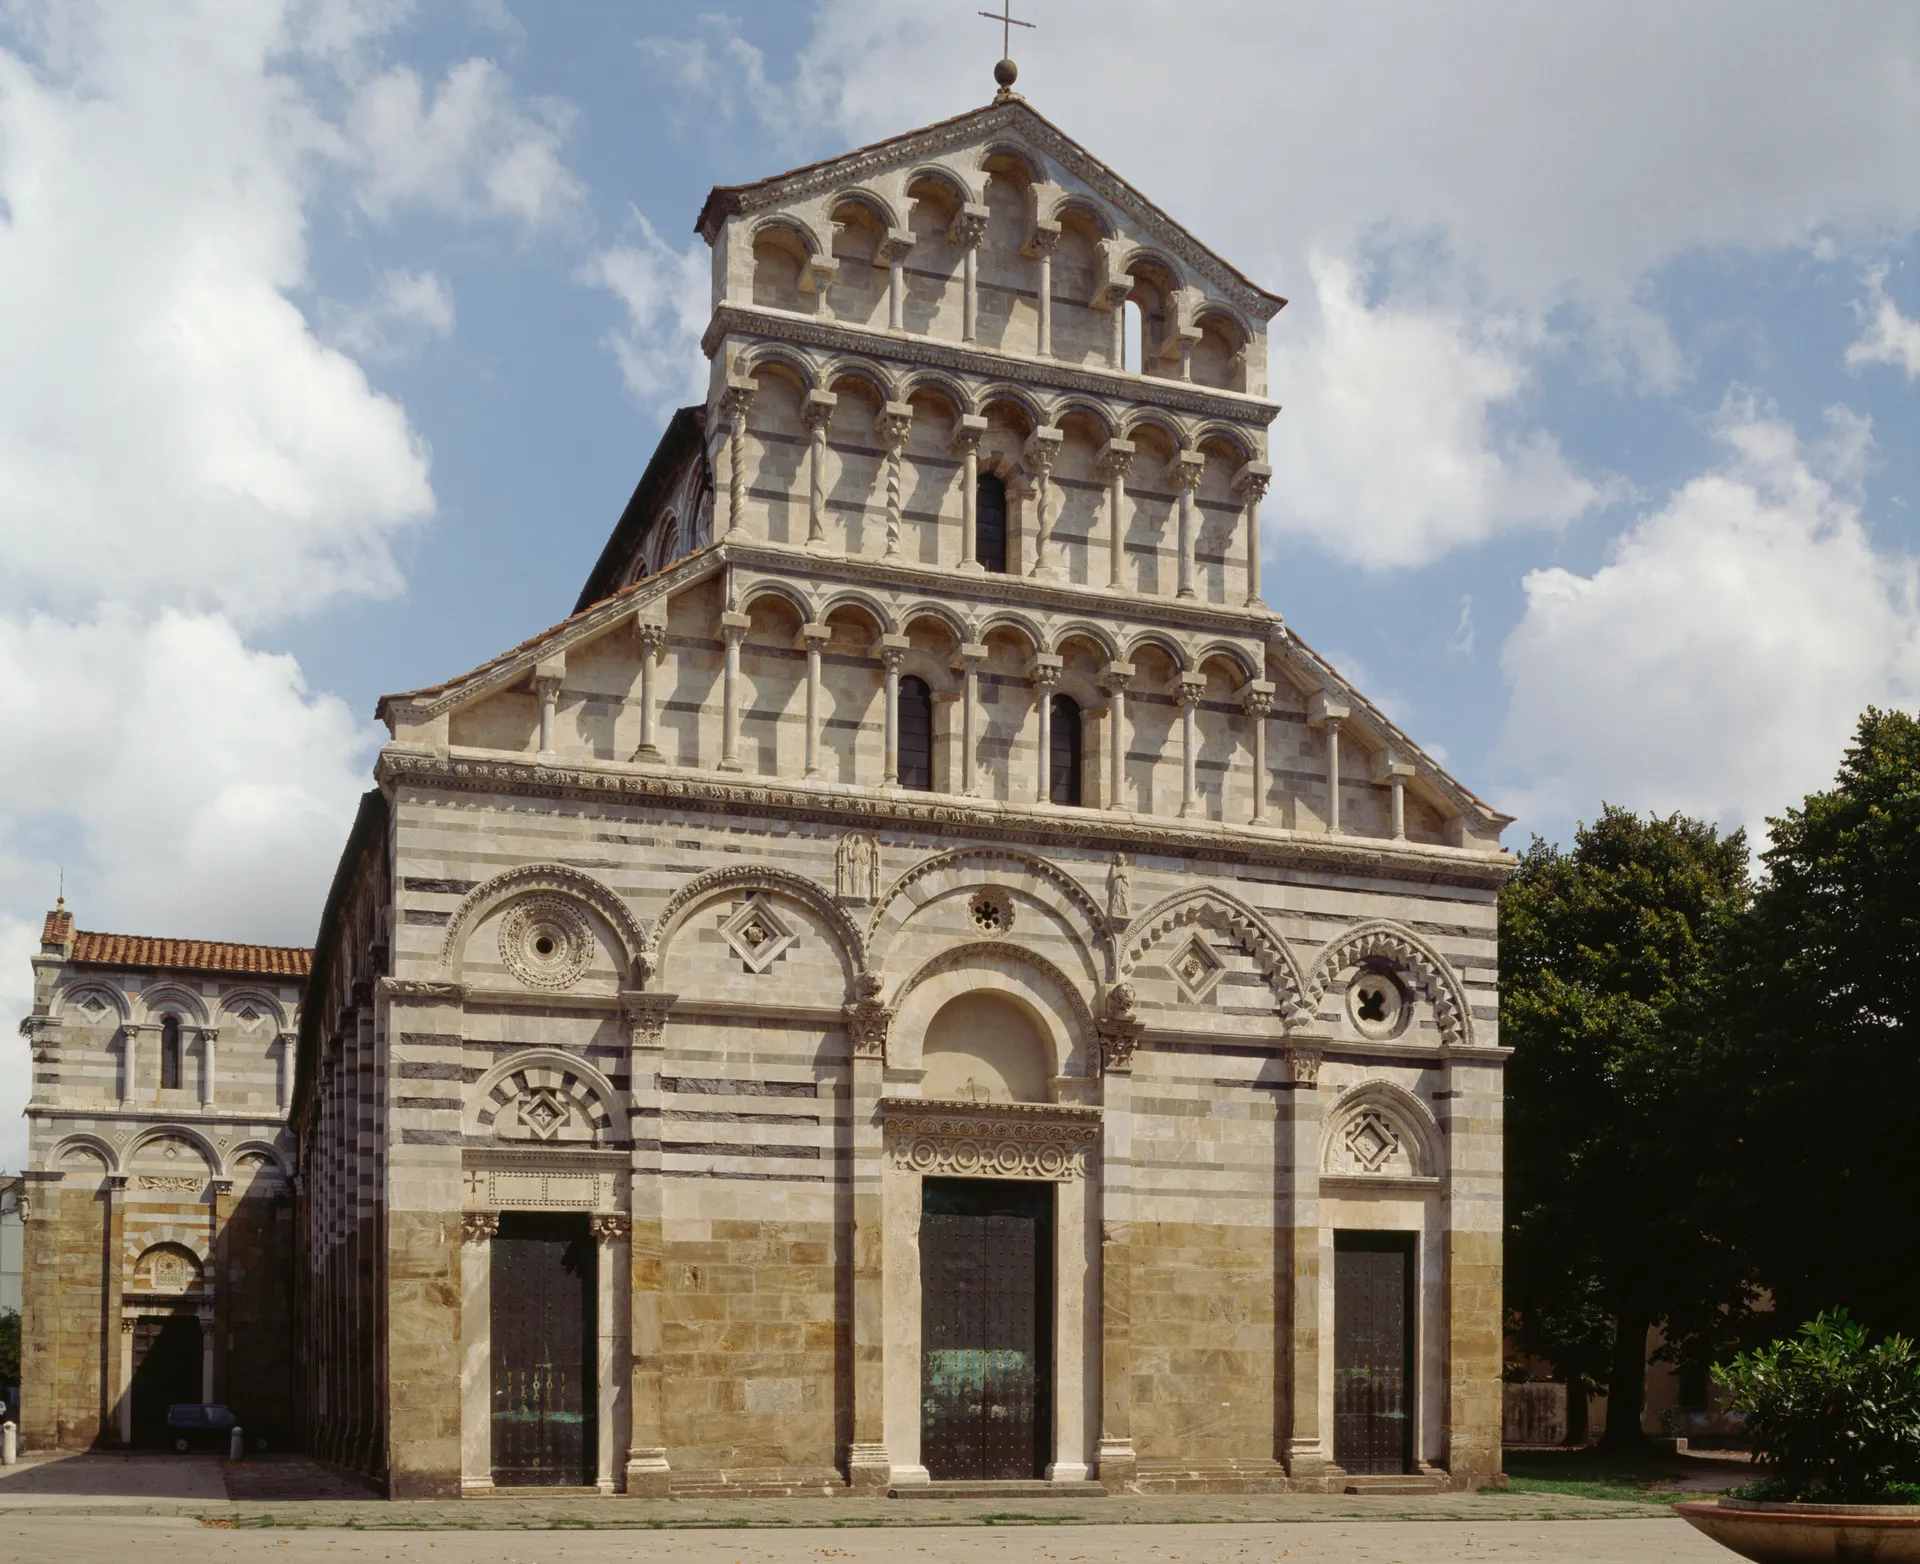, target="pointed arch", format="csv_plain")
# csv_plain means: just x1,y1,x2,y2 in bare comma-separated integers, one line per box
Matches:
1322,1078,1445,1180
1118,886,1308,1023
439,863,649,983
1306,919,1471,1050
652,864,865,993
